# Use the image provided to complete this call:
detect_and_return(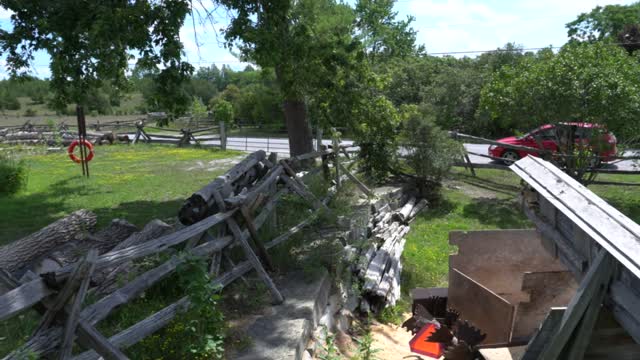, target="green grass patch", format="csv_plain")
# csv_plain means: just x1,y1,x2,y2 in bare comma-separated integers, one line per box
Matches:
0,144,242,245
